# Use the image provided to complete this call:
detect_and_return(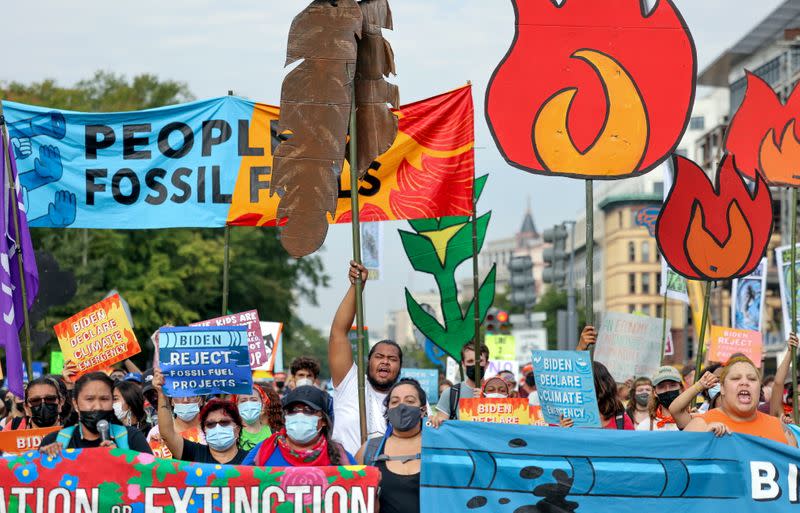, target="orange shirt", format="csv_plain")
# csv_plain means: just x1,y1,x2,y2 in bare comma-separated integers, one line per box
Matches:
702,408,788,445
